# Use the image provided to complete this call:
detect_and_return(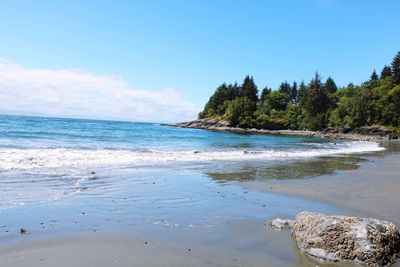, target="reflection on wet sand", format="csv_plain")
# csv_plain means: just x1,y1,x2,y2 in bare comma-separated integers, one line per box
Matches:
206,156,365,182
